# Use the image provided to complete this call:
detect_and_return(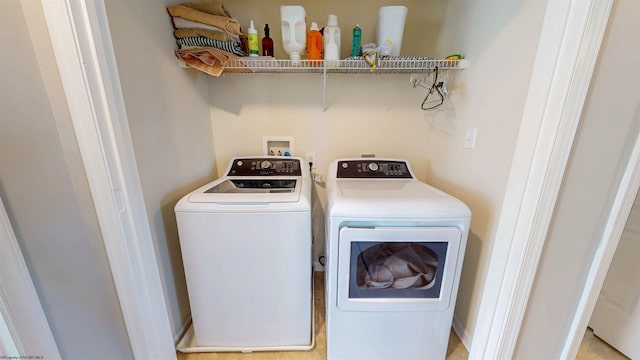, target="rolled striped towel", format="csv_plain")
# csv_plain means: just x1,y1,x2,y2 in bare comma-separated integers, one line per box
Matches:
177,36,245,56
